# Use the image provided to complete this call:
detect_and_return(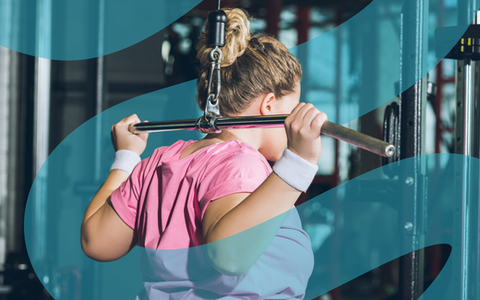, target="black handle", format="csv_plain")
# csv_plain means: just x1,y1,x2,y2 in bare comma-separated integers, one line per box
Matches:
208,10,227,47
